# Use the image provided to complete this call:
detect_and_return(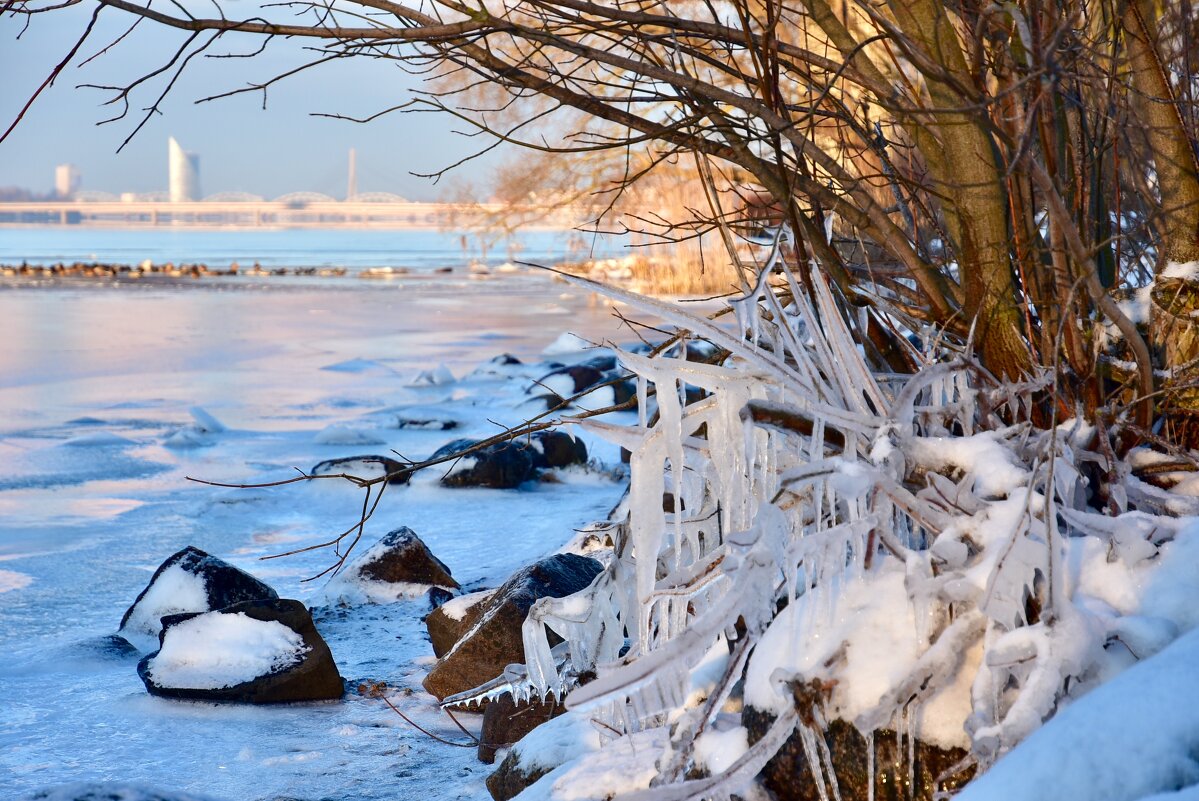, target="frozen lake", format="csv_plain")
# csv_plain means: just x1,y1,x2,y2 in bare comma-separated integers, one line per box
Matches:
0,271,637,800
